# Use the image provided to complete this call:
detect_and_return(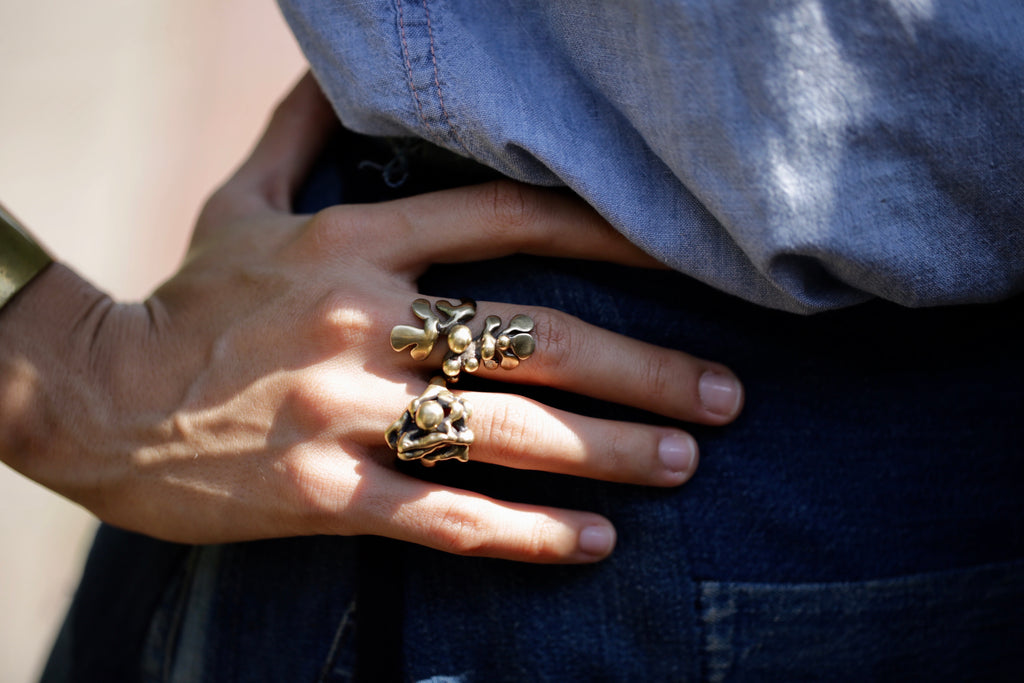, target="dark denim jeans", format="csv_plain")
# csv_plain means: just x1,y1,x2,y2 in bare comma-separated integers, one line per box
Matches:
44,134,1024,682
